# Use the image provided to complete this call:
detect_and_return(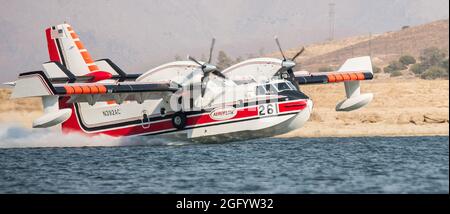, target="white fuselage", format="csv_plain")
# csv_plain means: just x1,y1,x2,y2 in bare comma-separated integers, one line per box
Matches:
63,79,313,142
